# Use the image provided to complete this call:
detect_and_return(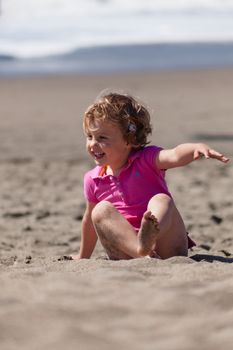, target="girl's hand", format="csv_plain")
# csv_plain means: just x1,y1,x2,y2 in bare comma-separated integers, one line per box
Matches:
193,144,230,163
